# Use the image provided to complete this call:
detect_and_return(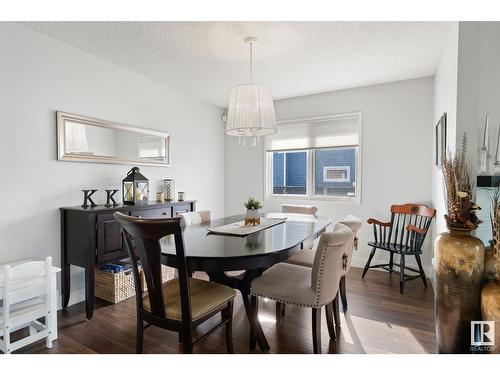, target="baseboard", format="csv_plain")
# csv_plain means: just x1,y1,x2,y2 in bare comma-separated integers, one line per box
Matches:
56,287,85,310
351,256,433,281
